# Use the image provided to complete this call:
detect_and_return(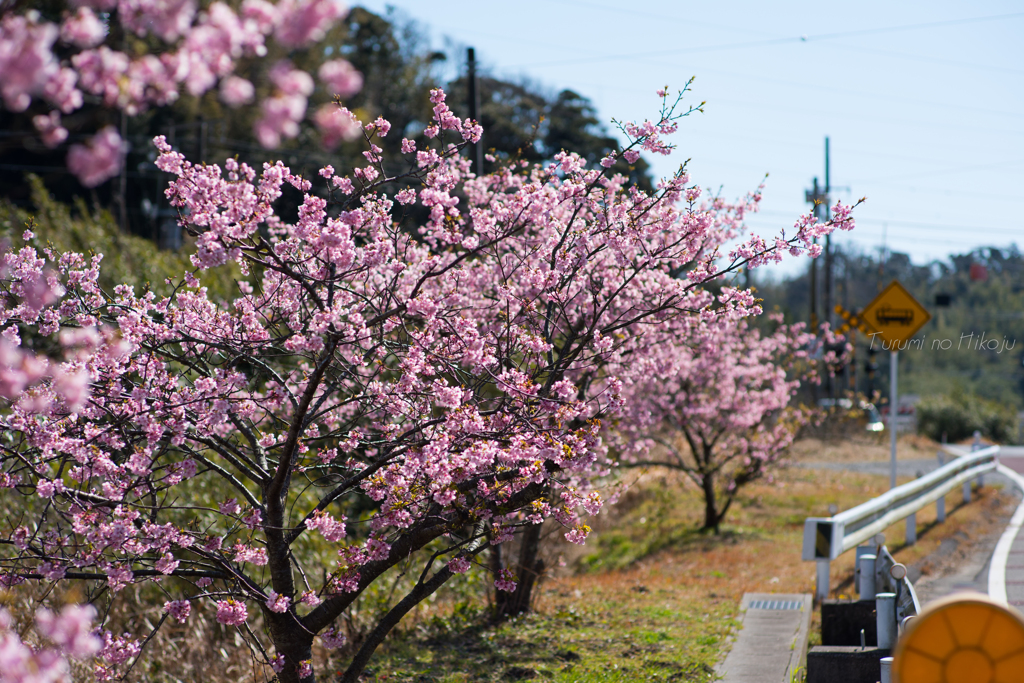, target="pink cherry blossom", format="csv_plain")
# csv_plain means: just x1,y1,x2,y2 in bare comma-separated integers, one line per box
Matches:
494,568,517,593
313,103,361,148
254,93,307,148
304,510,346,542
162,600,191,623
66,125,124,187
0,604,100,682
319,627,346,649
265,590,290,613
447,556,471,574
60,7,107,47
119,0,197,42
33,111,68,148
273,0,346,48
219,75,254,107
0,84,856,683
318,58,362,97
215,600,247,625
0,13,60,112
35,604,102,658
